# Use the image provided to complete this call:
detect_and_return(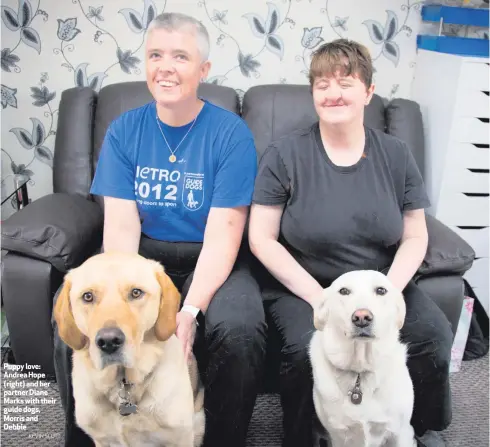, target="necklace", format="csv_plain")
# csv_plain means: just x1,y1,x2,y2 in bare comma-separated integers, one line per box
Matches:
155,113,197,163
